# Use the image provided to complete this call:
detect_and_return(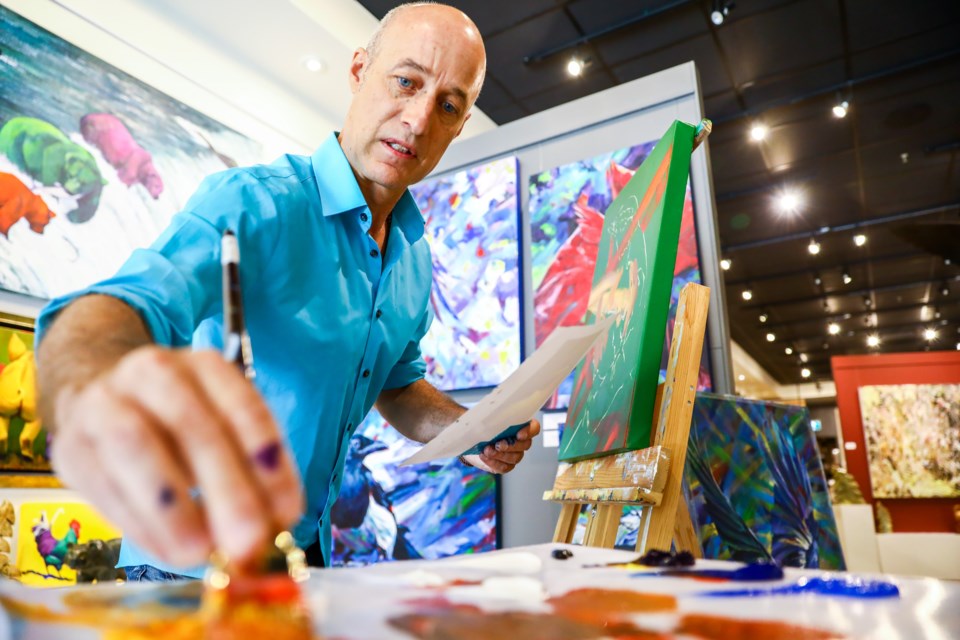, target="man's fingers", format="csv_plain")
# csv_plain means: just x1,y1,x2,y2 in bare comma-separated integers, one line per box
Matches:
478,453,515,474
110,348,273,563
516,420,541,440
190,351,304,527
